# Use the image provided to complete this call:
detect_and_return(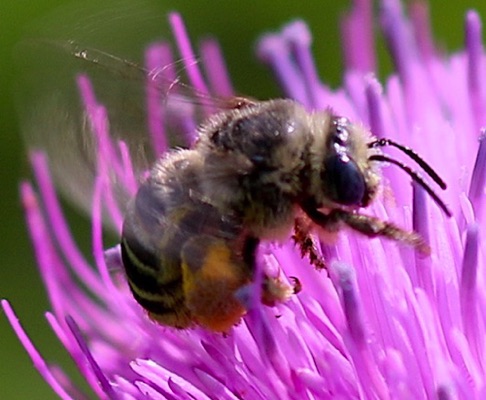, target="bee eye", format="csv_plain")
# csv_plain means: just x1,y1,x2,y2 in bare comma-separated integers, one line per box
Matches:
323,154,366,206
